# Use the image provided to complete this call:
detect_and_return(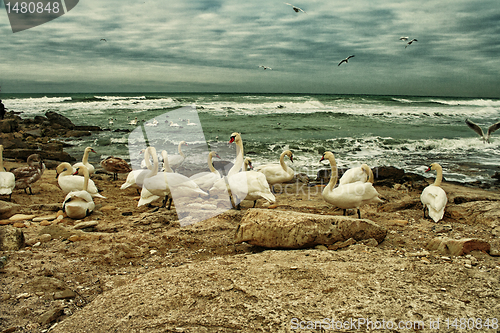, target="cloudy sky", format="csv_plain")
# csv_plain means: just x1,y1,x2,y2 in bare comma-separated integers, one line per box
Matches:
1,0,499,97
